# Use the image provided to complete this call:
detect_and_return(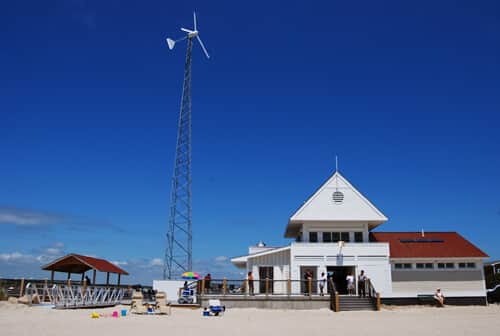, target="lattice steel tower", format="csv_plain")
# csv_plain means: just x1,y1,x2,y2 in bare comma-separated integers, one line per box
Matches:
163,12,210,280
